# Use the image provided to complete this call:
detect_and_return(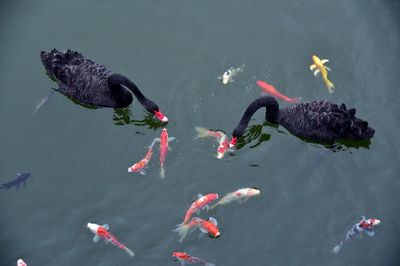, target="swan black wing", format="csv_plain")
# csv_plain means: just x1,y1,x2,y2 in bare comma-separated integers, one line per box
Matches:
40,49,114,106
279,100,373,143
